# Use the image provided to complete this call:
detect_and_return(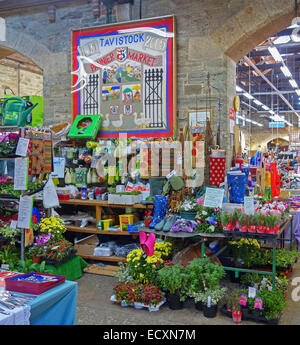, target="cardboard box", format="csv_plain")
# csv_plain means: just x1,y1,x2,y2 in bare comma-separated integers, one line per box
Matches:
74,235,98,256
